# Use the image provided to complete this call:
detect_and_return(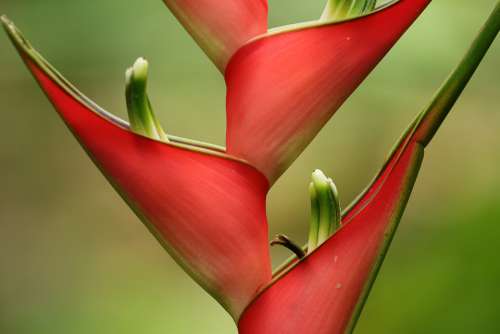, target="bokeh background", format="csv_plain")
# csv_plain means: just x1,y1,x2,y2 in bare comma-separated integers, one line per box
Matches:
1,0,499,333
